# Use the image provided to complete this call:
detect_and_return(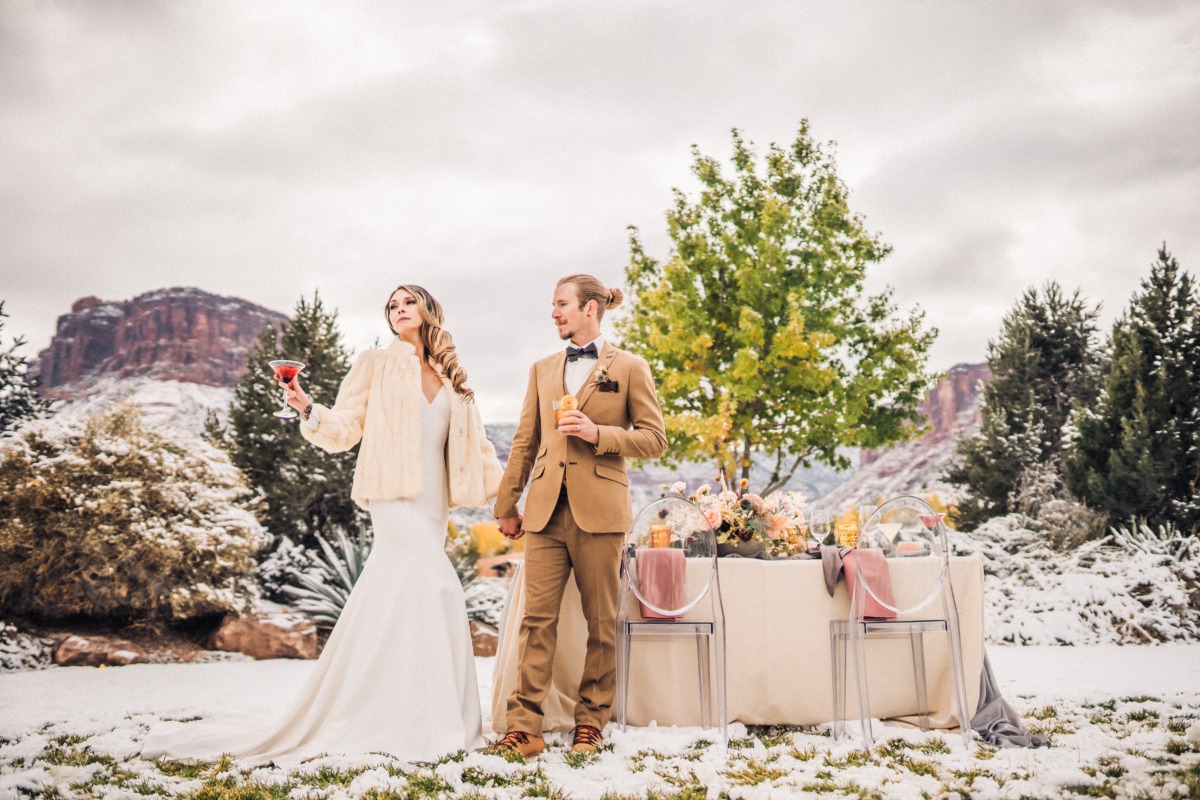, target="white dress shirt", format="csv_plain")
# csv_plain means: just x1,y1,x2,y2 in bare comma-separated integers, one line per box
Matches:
564,334,604,396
